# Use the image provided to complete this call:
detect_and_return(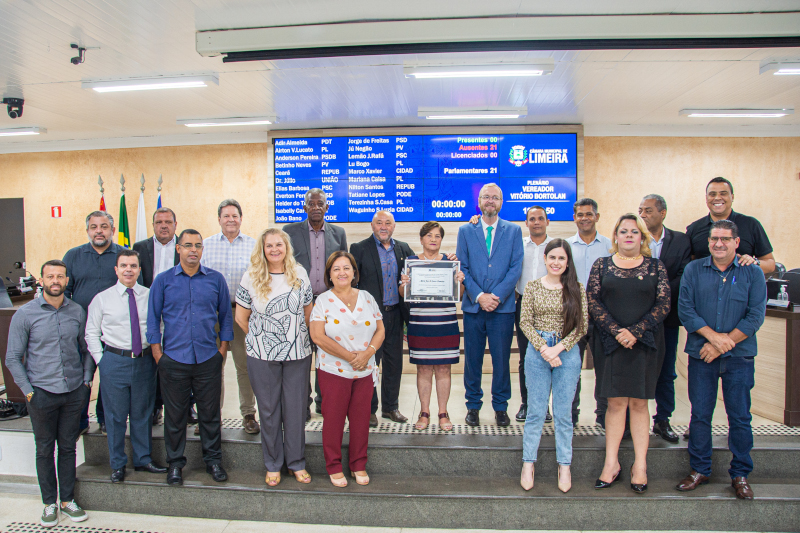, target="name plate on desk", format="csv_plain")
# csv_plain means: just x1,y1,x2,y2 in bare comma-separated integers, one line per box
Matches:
404,260,461,303
768,299,792,310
